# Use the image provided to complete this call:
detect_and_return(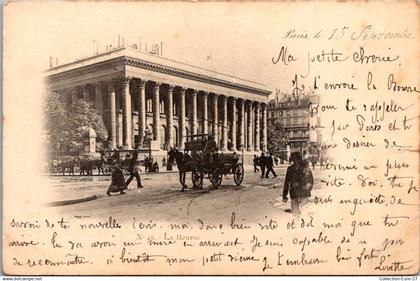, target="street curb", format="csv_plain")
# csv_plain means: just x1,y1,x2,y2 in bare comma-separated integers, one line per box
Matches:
46,195,100,207
44,165,289,177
